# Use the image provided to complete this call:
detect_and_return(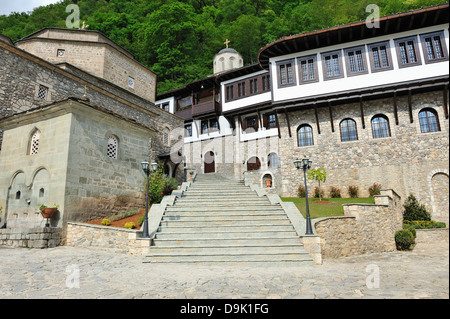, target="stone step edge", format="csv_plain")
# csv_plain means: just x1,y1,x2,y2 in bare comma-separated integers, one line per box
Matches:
146,251,311,257
153,236,300,241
